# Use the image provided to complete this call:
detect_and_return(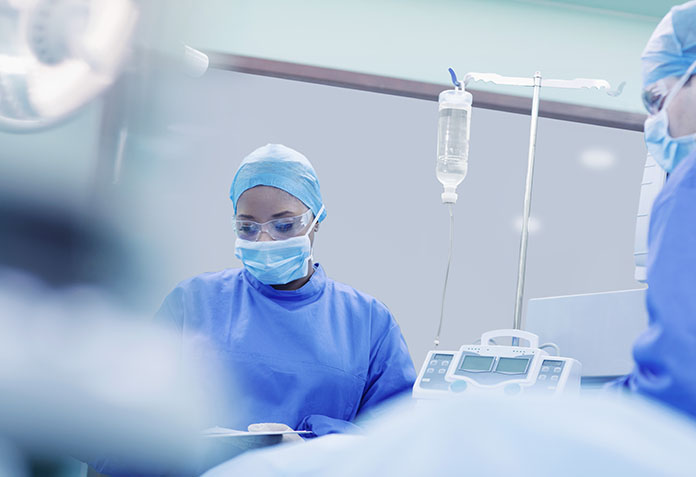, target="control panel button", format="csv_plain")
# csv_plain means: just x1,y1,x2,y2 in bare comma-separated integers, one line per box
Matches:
422,378,431,383
538,375,547,381
442,360,450,366
542,366,550,372
430,360,438,366
554,367,562,373
551,375,559,381
426,368,434,374
438,368,446,374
